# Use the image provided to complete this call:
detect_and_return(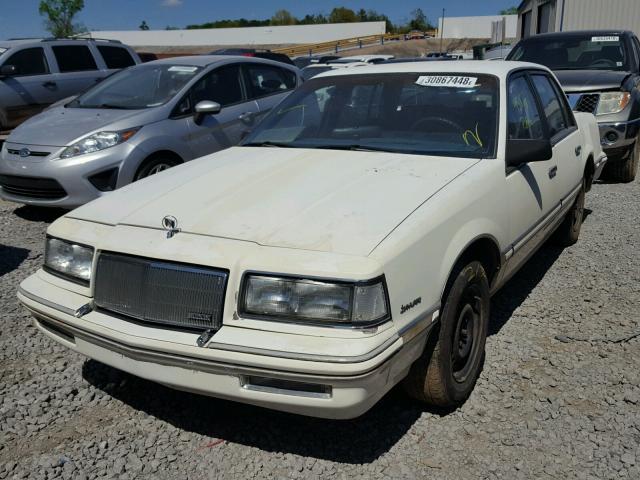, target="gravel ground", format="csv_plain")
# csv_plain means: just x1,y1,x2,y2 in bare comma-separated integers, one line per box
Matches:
0,174,639,480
